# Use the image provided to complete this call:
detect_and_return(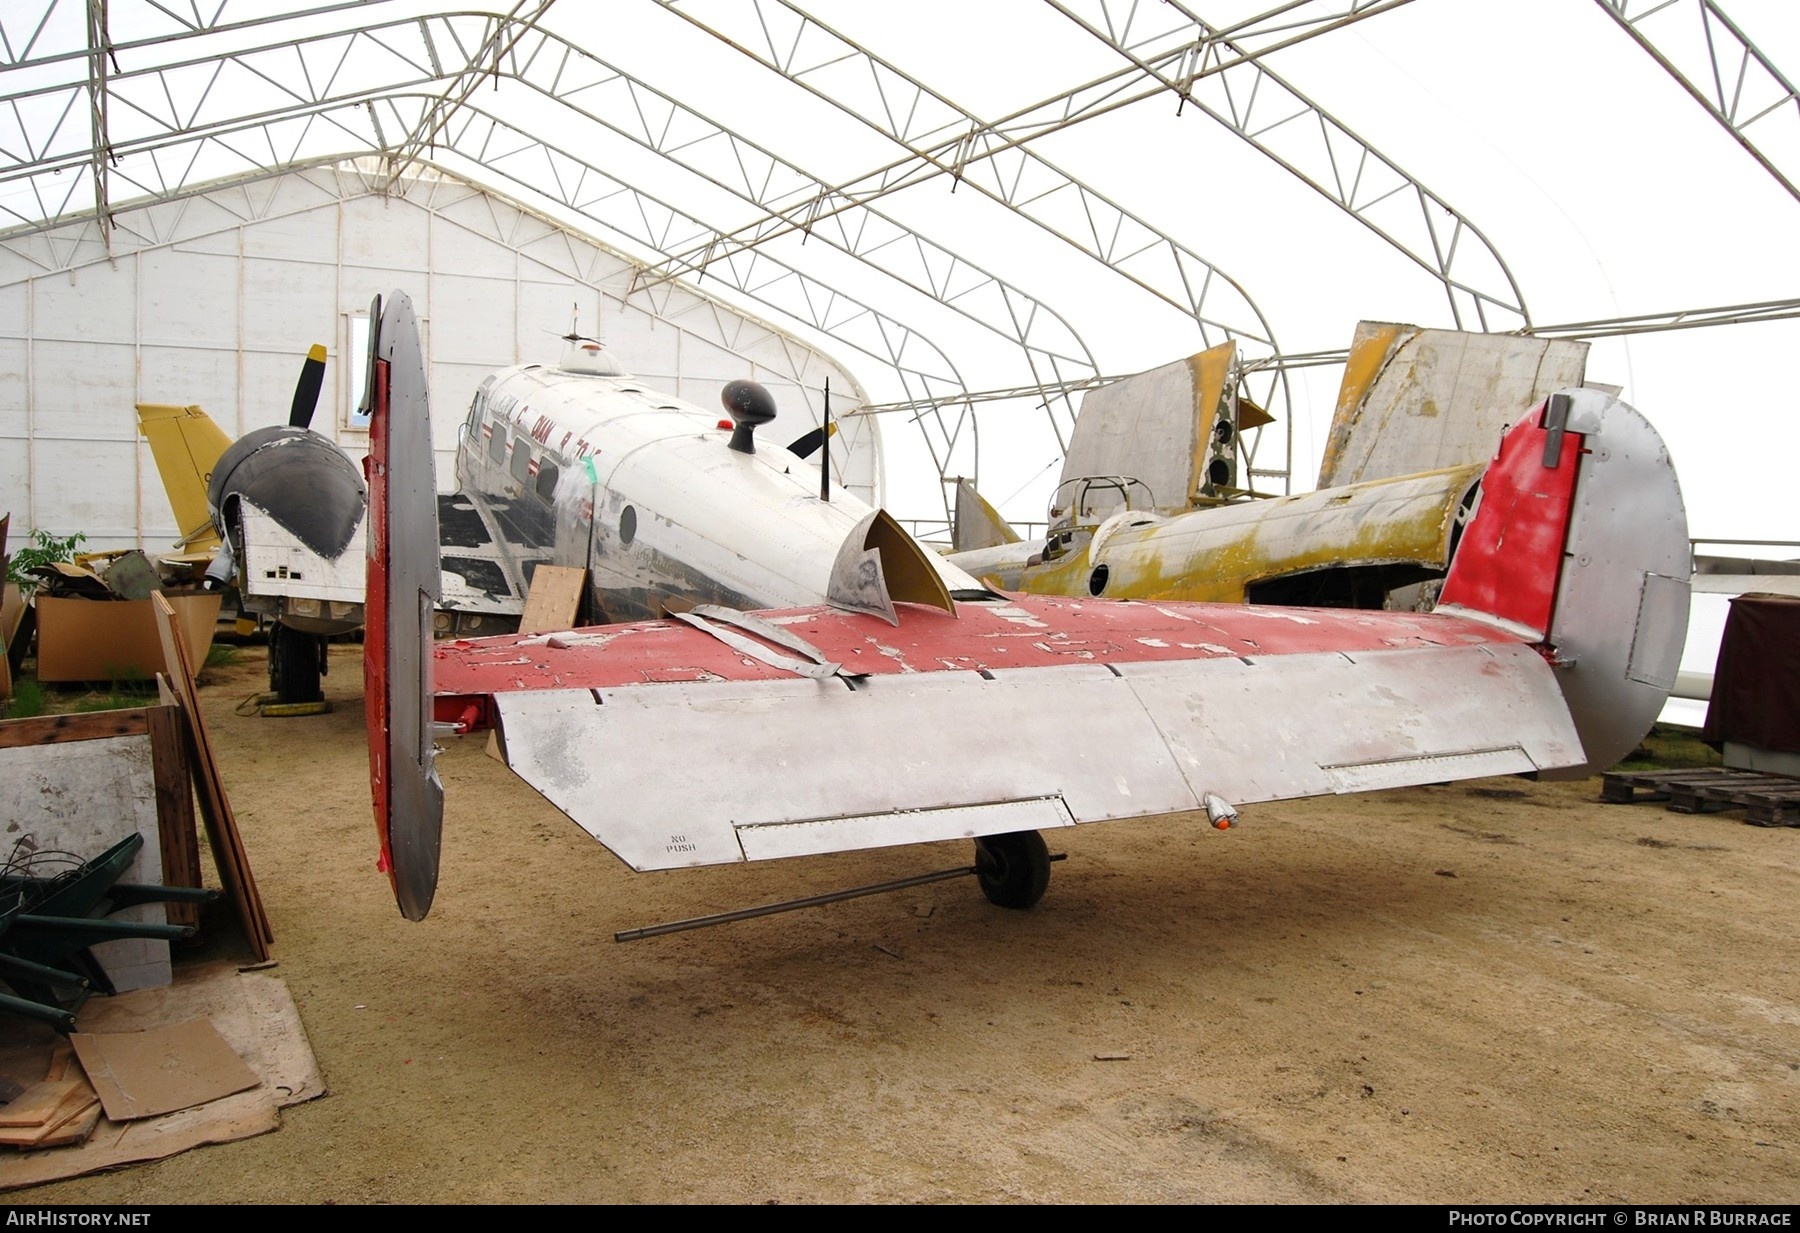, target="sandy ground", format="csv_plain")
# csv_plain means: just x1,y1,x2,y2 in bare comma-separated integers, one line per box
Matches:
7,644,1799,1204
